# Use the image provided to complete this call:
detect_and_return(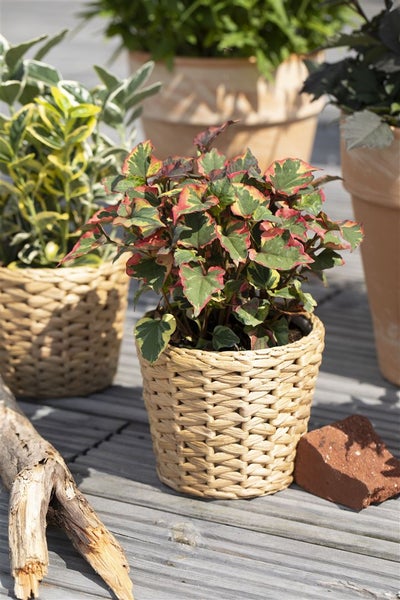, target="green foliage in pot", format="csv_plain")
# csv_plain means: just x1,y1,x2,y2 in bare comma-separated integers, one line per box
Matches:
302,0,400,148
64,122,363,363
79,0,355,78
0,31,160,267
